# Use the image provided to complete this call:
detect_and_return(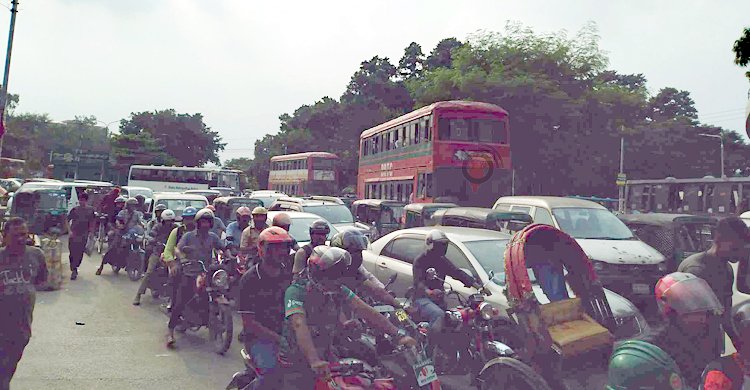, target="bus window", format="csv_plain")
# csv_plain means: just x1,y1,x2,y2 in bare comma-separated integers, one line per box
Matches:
705,185,714,212
640,185,650,211
425,173,433,198
424,117,431,141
